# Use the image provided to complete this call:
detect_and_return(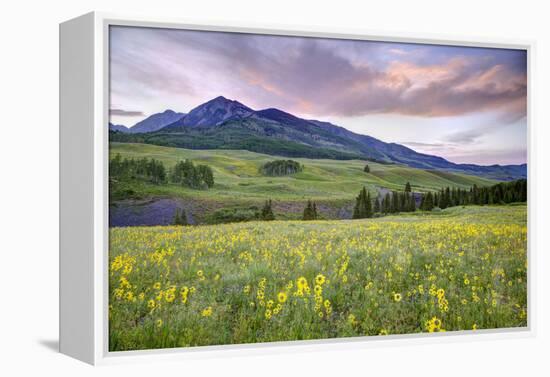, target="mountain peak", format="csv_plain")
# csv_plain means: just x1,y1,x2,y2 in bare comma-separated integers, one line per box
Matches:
211,95,229,102
182,96,254,127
